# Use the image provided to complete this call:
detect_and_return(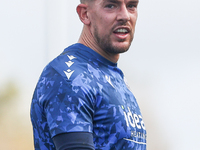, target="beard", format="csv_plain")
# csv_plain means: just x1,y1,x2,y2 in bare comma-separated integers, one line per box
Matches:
93,23,134,55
